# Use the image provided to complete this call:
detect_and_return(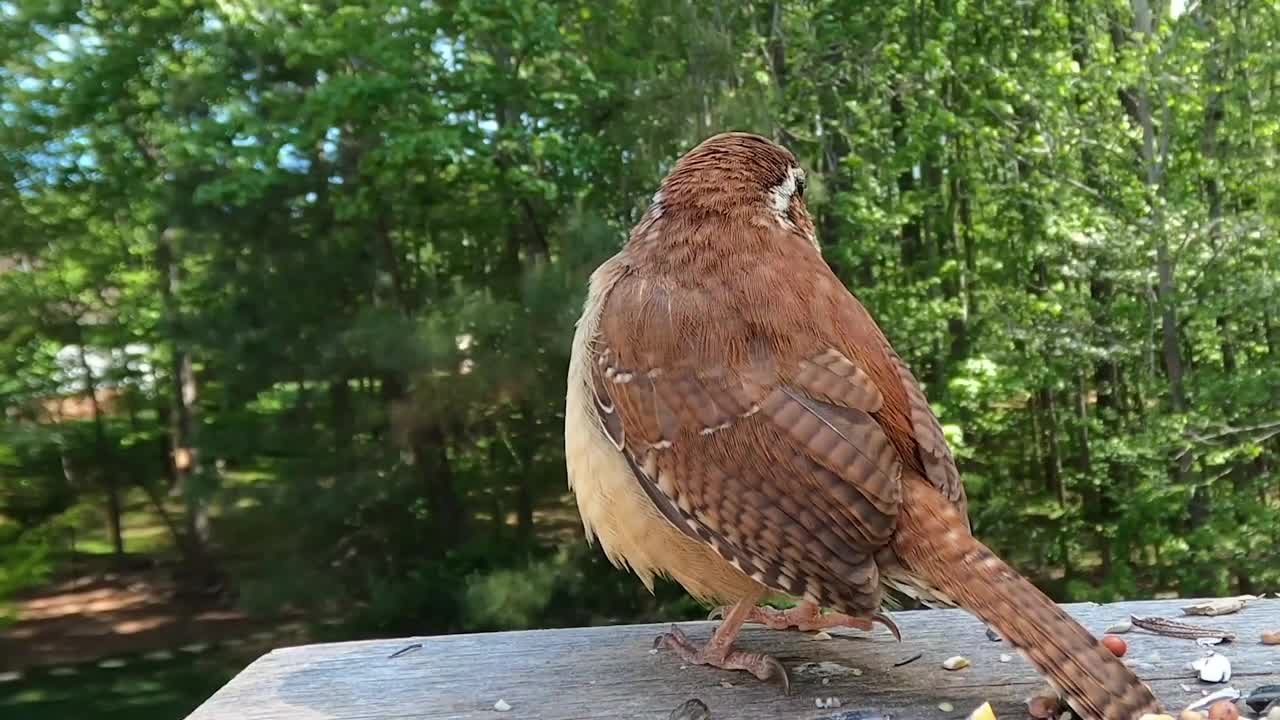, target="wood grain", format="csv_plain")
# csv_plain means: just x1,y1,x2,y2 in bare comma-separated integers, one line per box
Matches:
186,597,1280,720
